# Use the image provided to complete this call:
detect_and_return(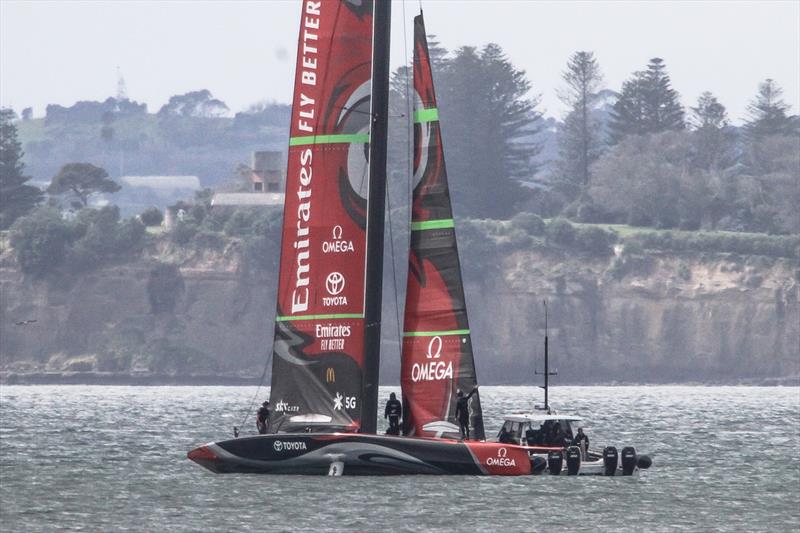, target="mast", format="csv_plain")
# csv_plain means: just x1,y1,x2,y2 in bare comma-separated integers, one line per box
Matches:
360,0,391,434
536,300,557,413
